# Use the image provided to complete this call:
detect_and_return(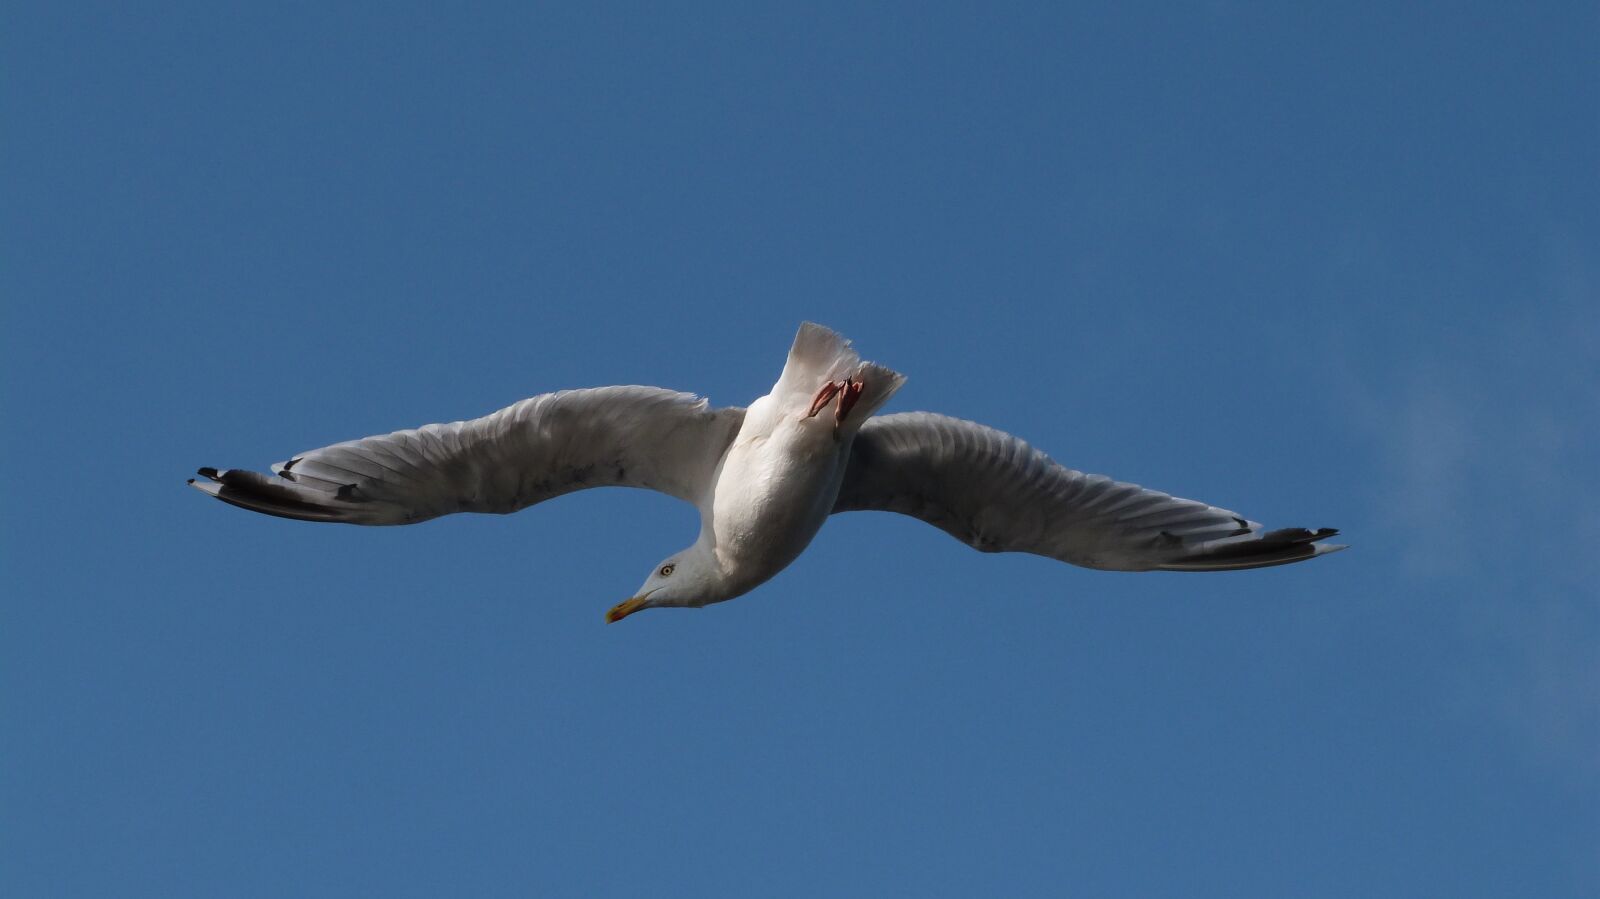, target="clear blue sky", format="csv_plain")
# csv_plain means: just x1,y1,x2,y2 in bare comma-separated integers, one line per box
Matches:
4,3,1595,896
